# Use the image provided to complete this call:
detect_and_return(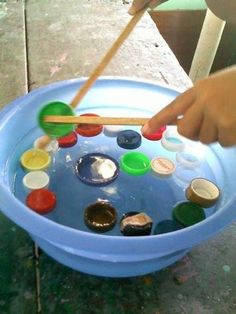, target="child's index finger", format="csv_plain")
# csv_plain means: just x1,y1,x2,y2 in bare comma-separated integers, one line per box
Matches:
141,88,195,135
